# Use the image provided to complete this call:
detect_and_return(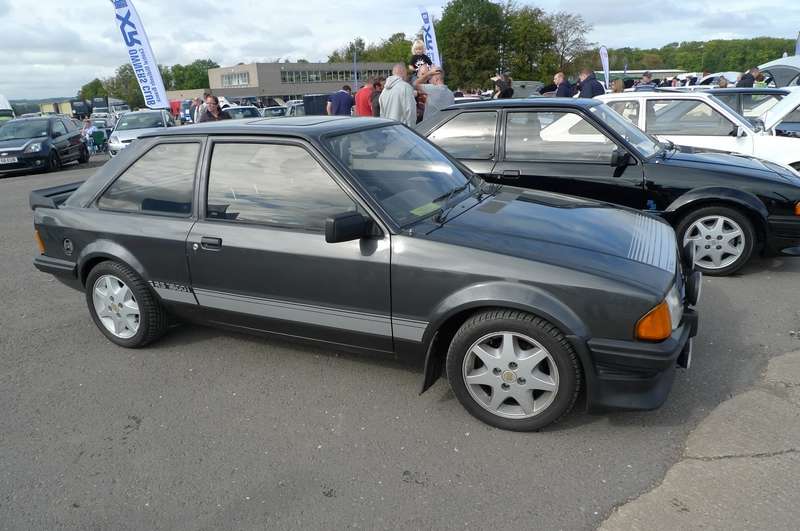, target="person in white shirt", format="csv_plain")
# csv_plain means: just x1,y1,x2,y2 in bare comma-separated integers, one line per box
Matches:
415,65,455,121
